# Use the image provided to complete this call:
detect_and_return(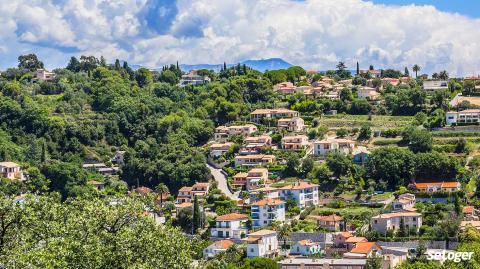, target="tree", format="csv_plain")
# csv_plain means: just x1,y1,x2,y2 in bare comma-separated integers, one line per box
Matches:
159,70,179,85
356,62,360,75
135,68,153,87
408,129,432,153
278,224,291,249
18,54,44,71
336,128,348,138
412,64,421,78
66,56,81,72
358,125,372,140
404,67,410,77
155,183,169,205
192,195,202,234
365,255,382,269
438,70,449,80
